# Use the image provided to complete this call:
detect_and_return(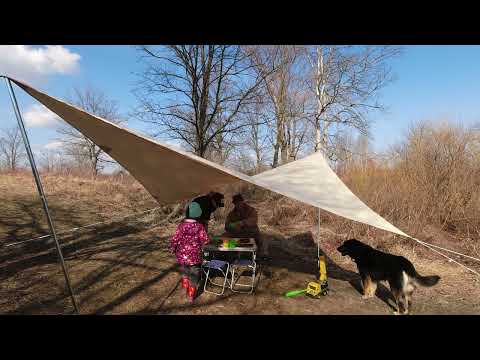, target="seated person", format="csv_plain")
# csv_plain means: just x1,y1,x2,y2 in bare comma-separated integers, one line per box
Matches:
225,194,269,258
